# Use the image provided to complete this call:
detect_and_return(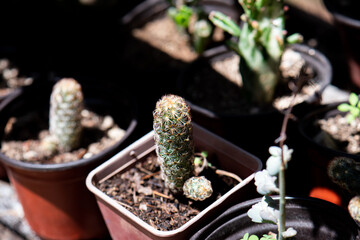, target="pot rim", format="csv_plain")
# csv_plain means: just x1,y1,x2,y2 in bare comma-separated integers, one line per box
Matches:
298,101,360,161
323,0,360,28
178,43,332,119
0,85,138,172
86,123,262,238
